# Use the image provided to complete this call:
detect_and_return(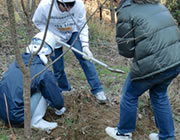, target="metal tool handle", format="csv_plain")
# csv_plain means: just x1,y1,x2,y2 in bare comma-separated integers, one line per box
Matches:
57,41,125,74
